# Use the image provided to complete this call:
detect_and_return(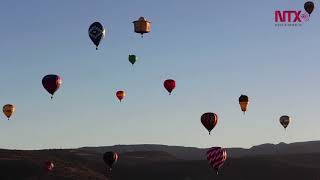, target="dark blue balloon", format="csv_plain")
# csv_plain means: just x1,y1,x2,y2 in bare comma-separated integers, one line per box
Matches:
88,22,105,50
